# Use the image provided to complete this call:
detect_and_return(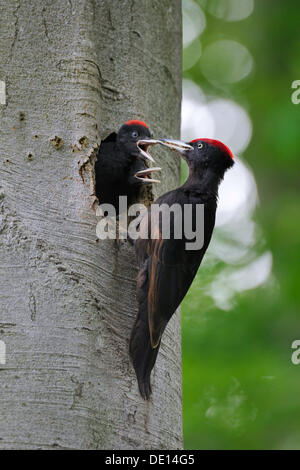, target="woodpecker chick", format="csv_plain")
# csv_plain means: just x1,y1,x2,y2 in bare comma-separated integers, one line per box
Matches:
95,120,161,215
